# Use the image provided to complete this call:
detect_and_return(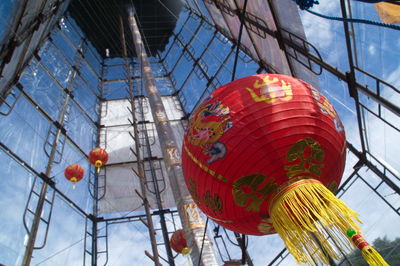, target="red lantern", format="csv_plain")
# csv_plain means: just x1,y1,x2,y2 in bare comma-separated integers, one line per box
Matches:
182,74,387,265
64,164,84,183
170,229,189,255
88,148,108,167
